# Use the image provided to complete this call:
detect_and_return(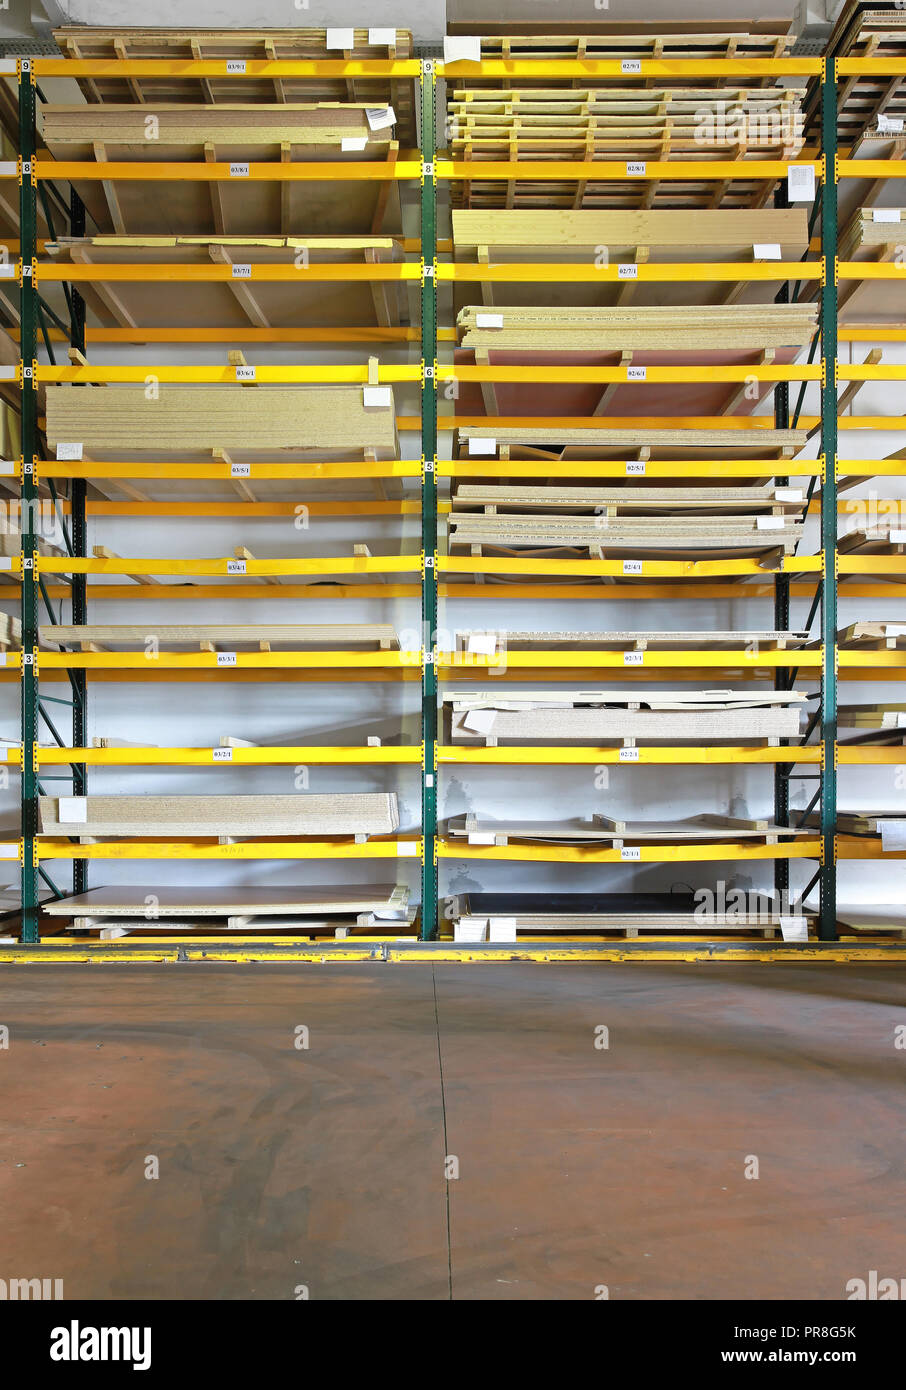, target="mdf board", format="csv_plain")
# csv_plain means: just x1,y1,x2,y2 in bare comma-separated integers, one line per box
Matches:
451,208,810,310
52,26,418,147
39,106,403,237
454,629,807,651
41,884,409,918
444,705,804,743
446,814,806,843
44,384,399,459
446,515,803,557
38,794,400,837
451,484,806,514
51,238,410,332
